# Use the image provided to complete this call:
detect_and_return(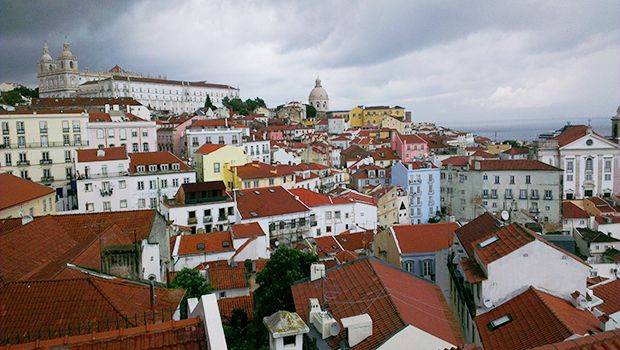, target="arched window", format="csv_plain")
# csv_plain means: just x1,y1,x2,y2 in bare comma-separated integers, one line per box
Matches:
586,158,593,171
69,61,74,69
48,64,52,71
